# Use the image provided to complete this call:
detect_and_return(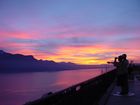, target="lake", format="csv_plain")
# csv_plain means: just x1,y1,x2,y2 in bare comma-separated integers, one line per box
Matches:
0,68,112,105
